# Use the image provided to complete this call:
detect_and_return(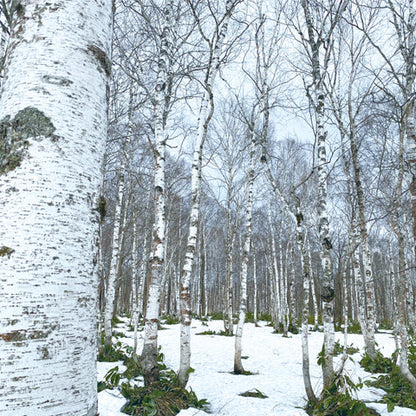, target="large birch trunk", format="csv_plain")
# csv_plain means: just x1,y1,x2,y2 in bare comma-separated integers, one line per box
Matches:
0,1,112,414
